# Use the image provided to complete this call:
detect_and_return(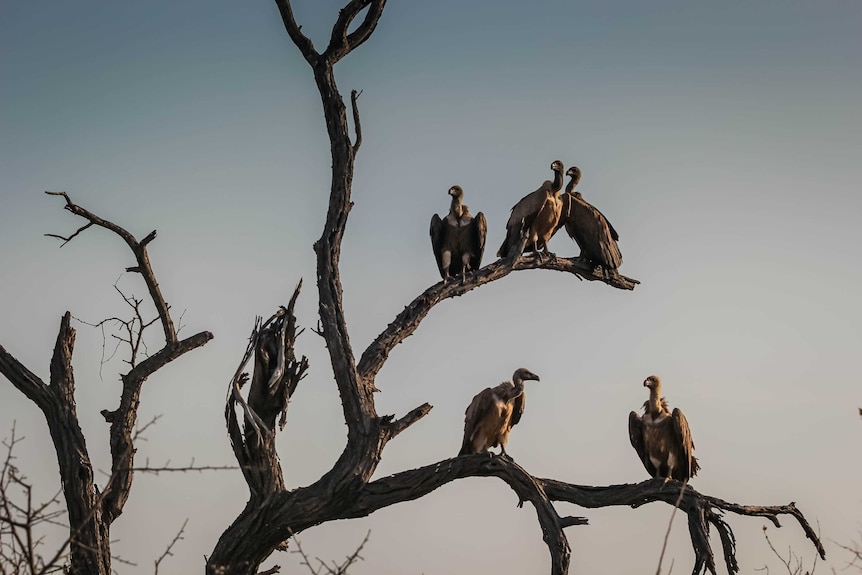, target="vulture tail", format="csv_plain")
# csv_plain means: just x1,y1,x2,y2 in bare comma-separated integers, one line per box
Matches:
458,437,473,456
